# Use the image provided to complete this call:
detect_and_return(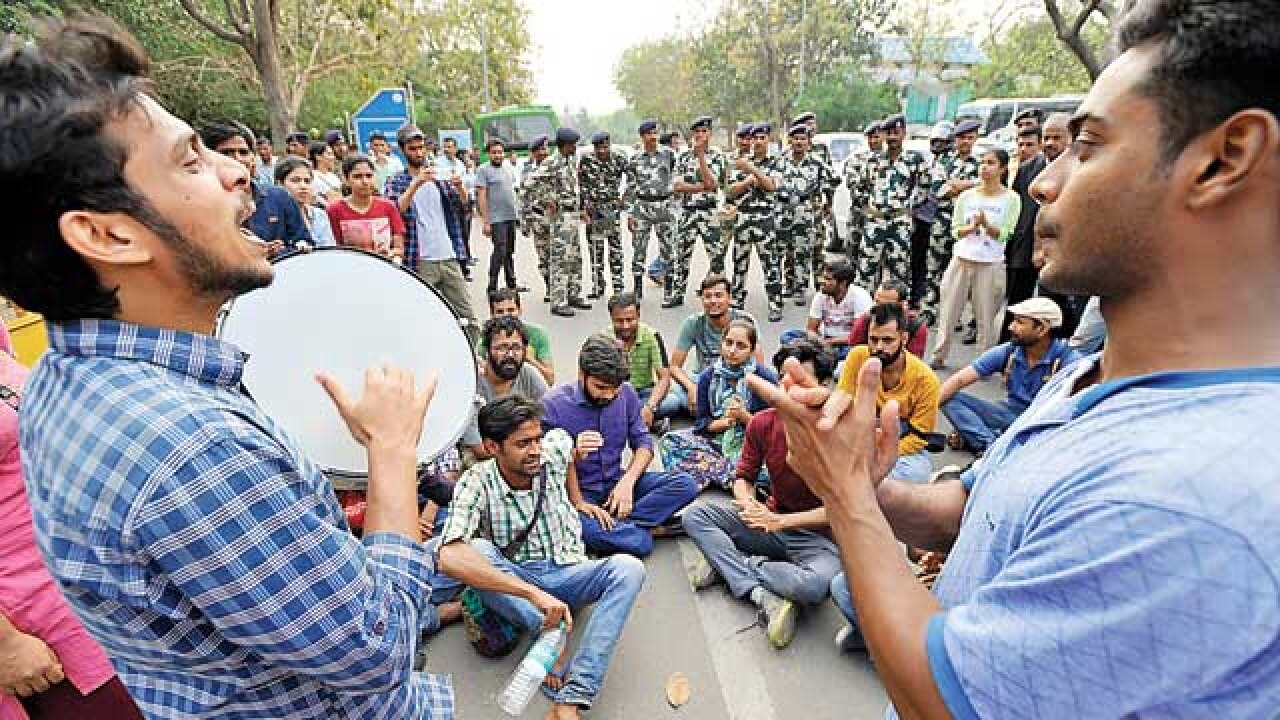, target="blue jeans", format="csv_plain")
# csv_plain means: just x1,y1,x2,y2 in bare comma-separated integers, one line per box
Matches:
941,392,1022,452
889,450,933,484
829,572,865,646
638,385,688,420
579,470,699,557
465,538,645,709
682,502,841,604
